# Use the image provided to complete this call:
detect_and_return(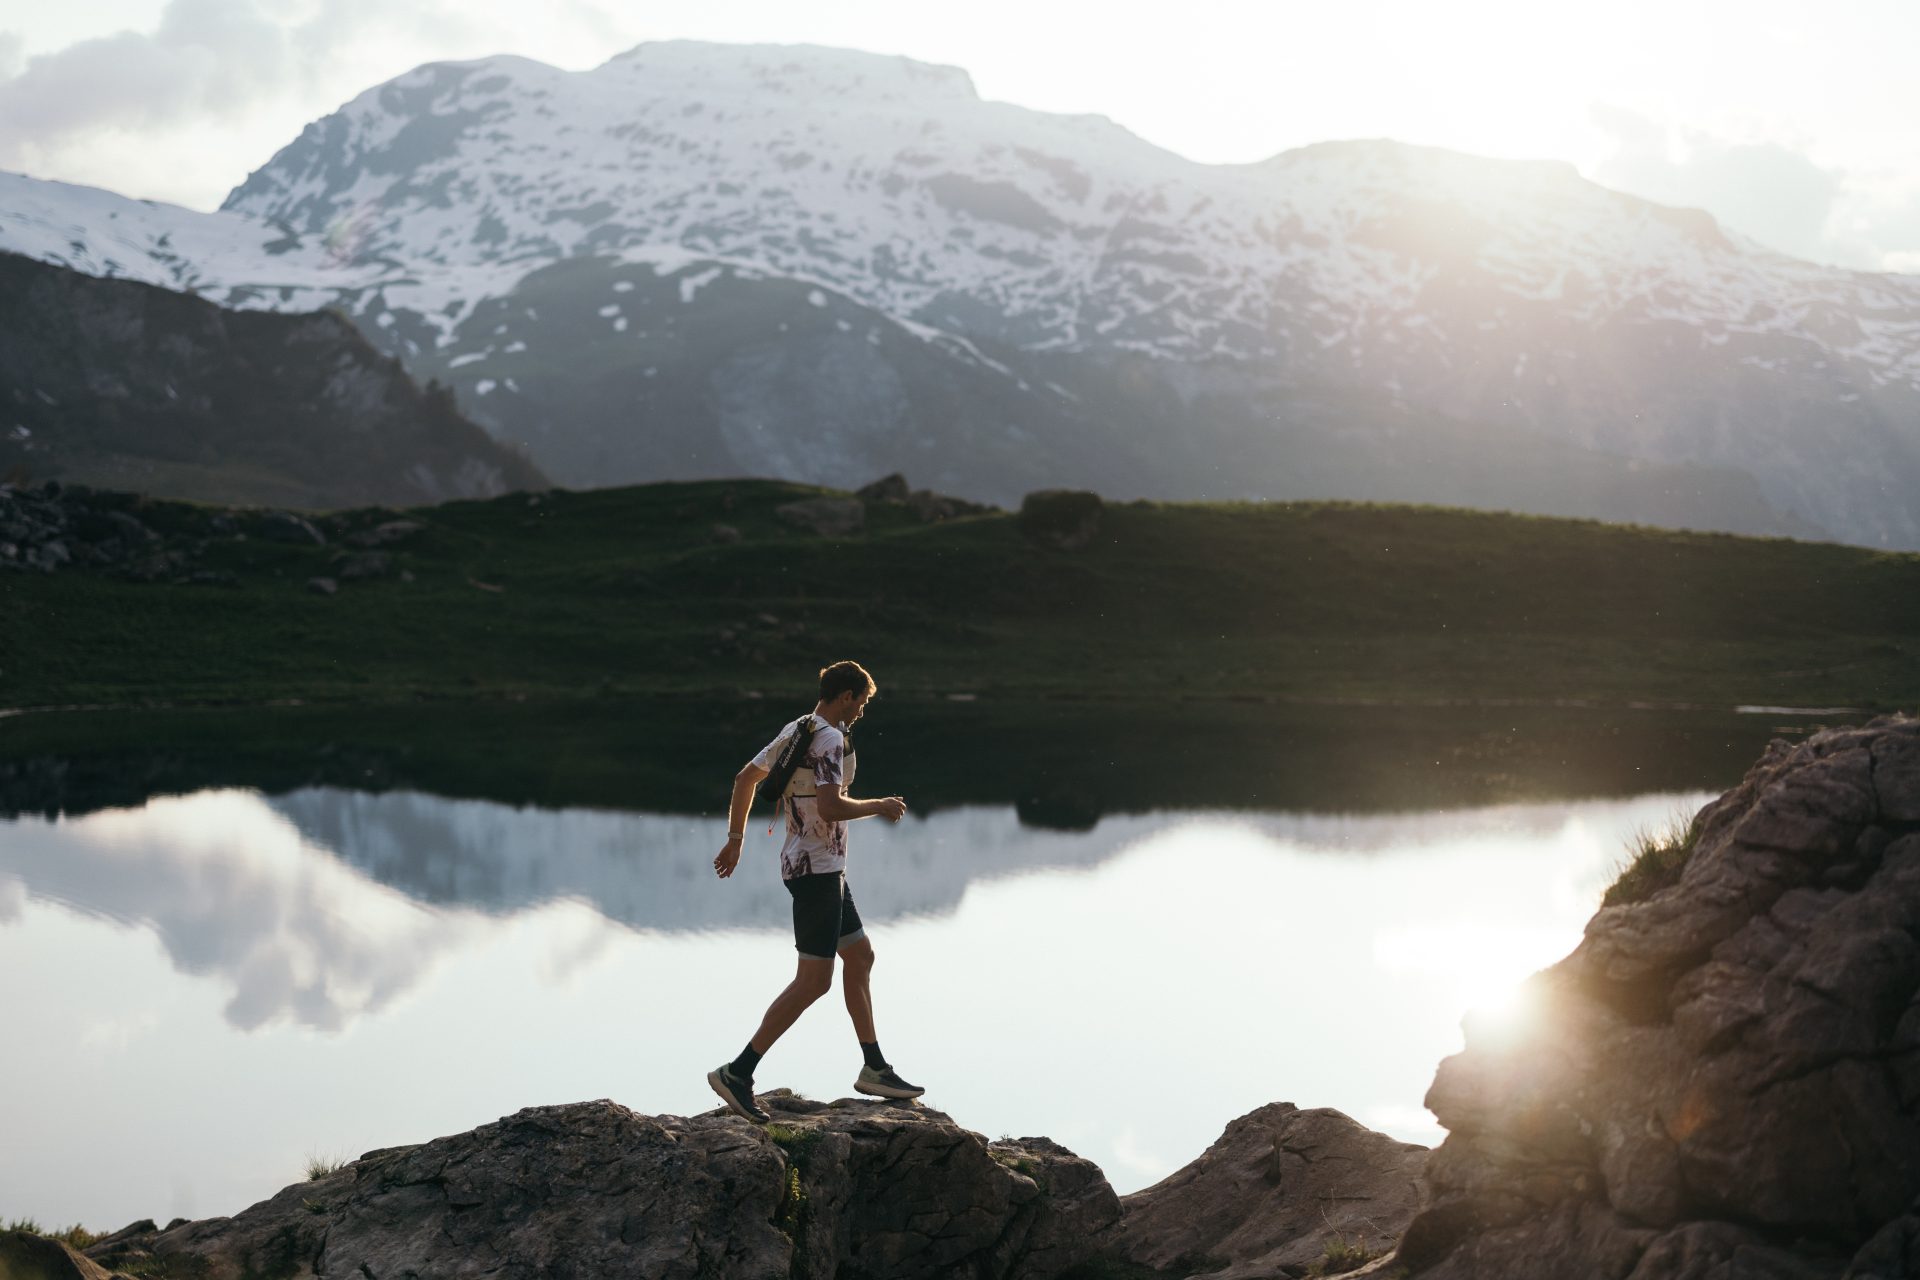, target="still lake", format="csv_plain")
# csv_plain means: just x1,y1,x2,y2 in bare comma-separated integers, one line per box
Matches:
0,702,1823,1231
